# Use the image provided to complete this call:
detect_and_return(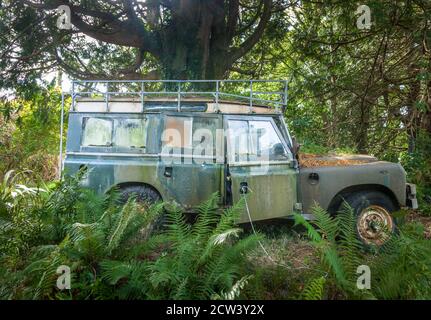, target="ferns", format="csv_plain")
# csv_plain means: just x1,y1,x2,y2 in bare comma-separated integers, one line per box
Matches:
4,169,431,300
294,203,374,298
133,193,259,300
302,276,326,300
295,203,431,300
0,171,257,300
